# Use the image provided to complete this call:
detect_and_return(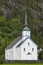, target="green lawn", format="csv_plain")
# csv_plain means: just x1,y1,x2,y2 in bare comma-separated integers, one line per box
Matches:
0,64,43,65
